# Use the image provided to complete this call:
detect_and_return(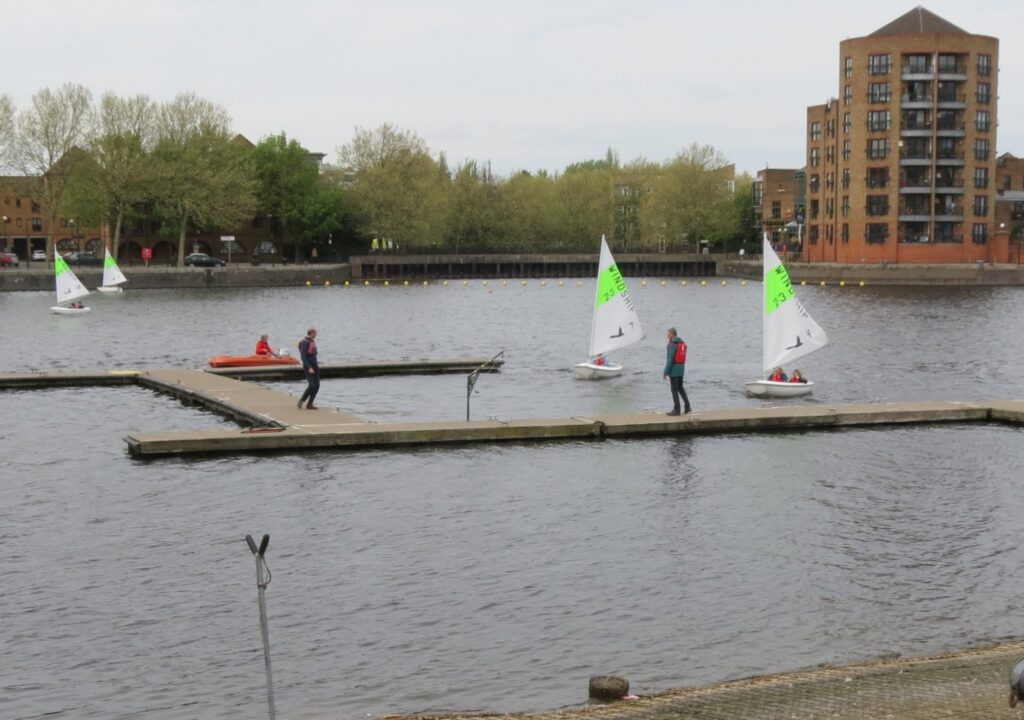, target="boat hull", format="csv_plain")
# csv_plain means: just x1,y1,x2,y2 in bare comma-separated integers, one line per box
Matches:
208,354,300,368
745,379,814,398
96,285,124,293
50,305,91,315
573,361,623,379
